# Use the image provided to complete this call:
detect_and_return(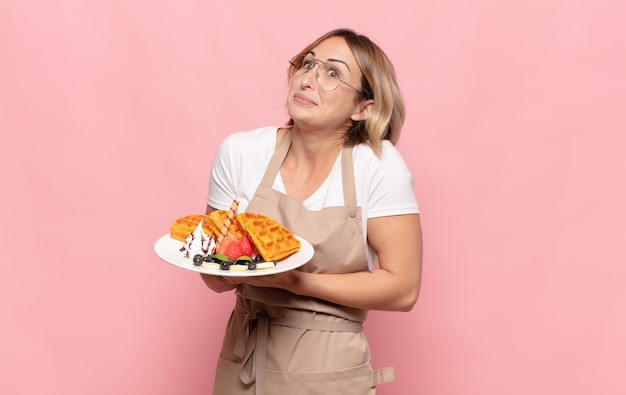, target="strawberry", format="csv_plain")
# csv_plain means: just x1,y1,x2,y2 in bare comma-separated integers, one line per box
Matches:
216,234,237,255
223,241,243,260
239,236,253,257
